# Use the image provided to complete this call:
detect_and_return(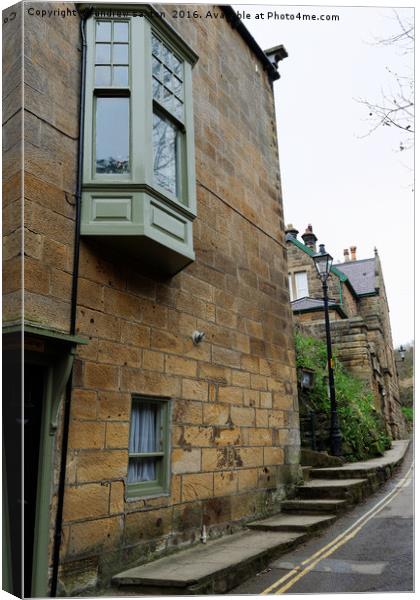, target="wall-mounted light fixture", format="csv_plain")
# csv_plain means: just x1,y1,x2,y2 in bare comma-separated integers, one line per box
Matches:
192,331,205,345
299,367,315,390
